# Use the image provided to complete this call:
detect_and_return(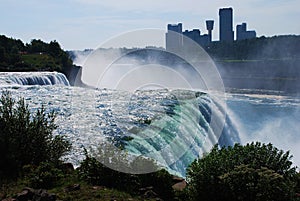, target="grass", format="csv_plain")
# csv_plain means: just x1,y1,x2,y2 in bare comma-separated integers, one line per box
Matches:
21,54,58,70
0,170,162,201
51,184,154,201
